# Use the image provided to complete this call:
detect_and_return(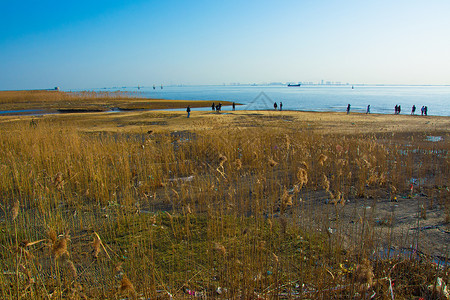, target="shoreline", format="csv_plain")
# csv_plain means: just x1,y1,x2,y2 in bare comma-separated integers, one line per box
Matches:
1,89,448,117
1,108,448,136
0,89,235,114
0,105,447,118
